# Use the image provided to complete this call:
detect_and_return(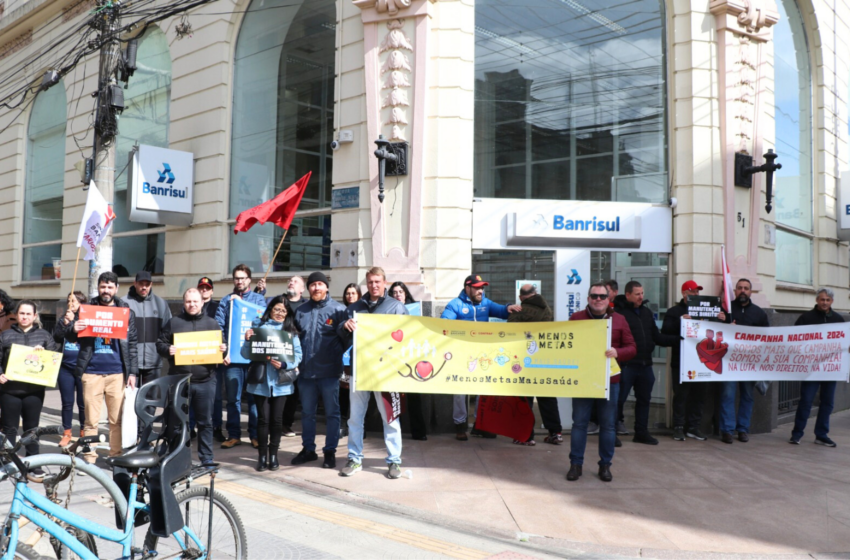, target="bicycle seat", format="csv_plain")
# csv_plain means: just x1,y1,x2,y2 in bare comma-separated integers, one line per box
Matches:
105,449,162,470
